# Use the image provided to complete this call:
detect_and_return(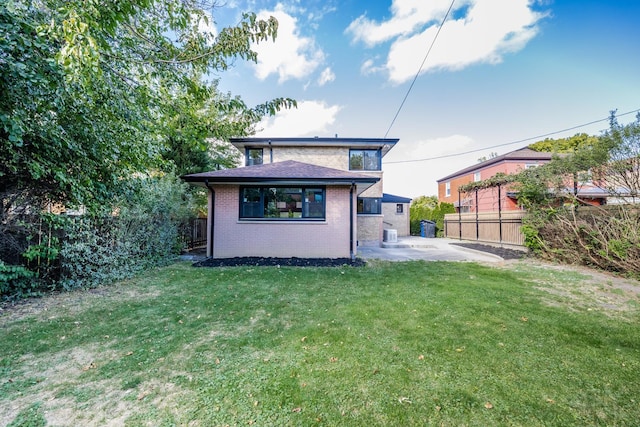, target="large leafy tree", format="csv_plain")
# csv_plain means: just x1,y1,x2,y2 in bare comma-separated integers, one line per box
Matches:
0,0,294,212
